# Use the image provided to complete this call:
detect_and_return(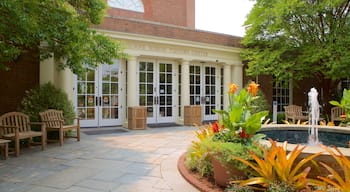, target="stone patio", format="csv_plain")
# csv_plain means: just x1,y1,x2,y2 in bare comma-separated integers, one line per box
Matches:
0,126,199,192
